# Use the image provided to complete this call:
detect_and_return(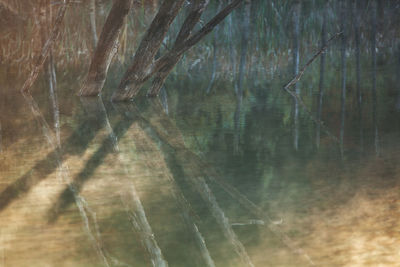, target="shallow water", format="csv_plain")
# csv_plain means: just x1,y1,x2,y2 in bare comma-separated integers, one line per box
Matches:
2,1,400,267
1,58,400,266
